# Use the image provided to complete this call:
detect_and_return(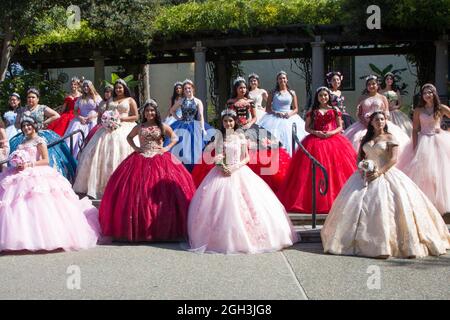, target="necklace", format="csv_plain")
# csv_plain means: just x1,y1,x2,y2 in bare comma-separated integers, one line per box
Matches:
424,106,434,116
